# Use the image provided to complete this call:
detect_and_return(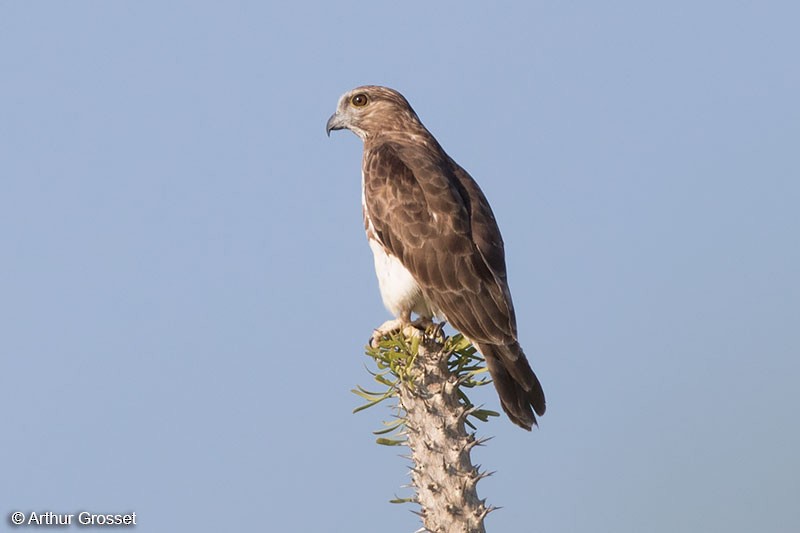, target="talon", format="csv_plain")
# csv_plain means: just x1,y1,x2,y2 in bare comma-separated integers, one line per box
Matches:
429,321,445,340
